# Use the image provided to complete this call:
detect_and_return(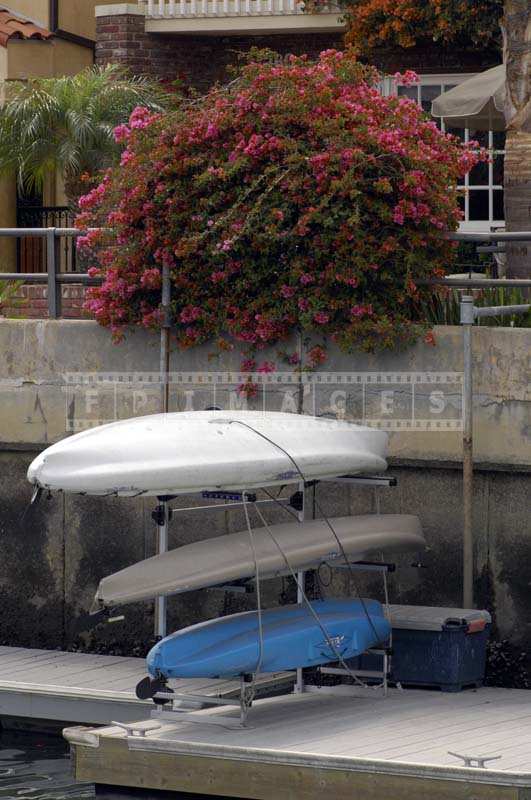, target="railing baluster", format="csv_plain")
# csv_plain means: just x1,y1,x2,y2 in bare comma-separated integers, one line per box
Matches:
180,0,185,14
169,0,176,13
267,0,272,13
234,0,240,13
212,0,218,14
245,0,250,13
288,0,294,11
46,229,60,319
159,0,165,15
223,0,229,13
